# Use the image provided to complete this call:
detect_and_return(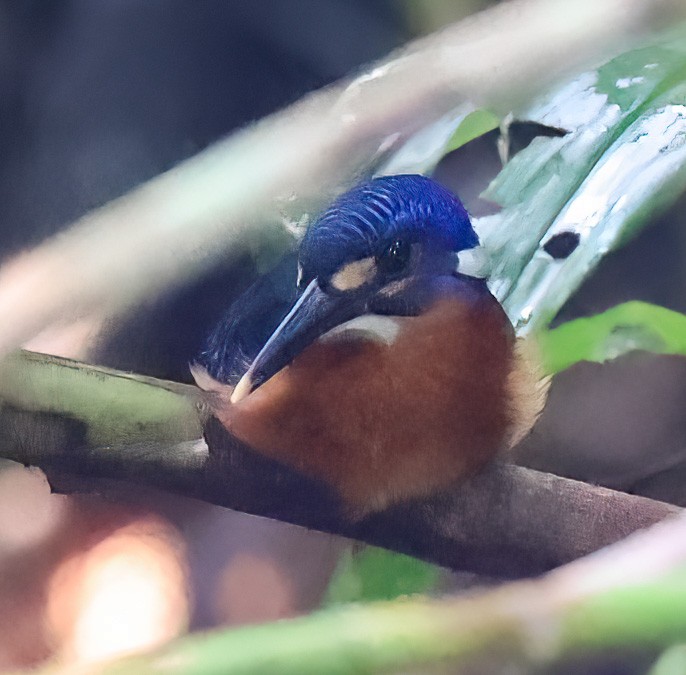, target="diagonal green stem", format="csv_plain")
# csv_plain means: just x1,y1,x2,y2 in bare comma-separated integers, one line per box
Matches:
52,516,686,675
